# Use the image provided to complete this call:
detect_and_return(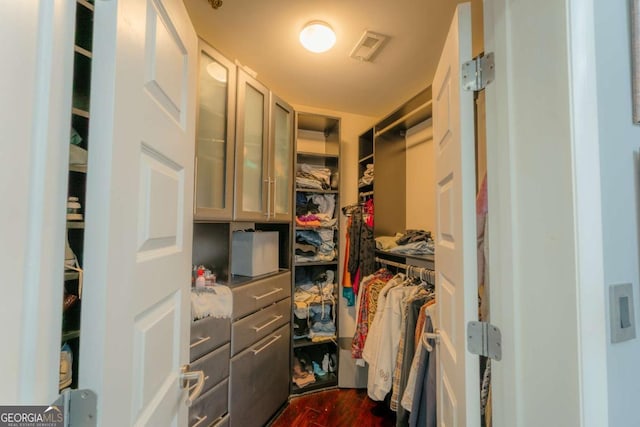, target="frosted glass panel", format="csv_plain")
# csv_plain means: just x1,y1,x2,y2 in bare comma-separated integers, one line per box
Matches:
196,51,228,210
273,104,291,215
242,84,264,213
